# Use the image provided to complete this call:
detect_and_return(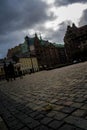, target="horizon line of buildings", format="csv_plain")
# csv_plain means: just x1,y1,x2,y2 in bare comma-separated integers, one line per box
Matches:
0,23,87,76
6,33,67,73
